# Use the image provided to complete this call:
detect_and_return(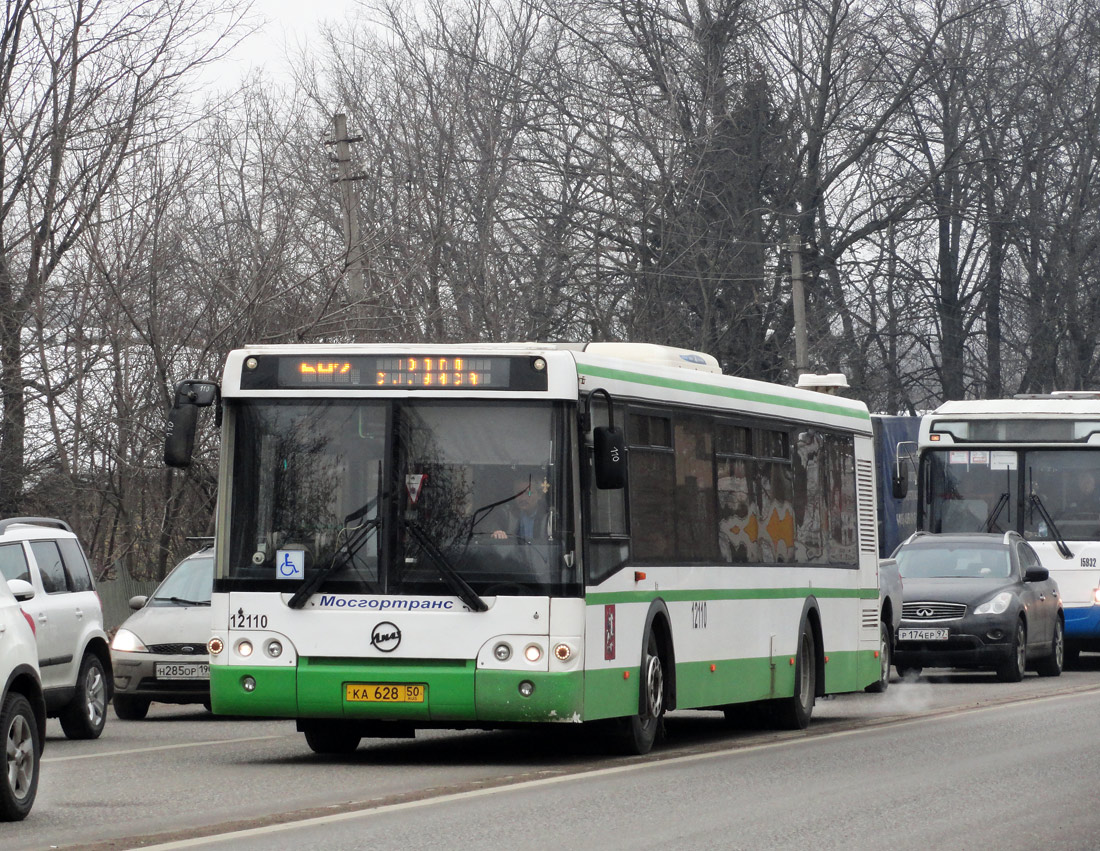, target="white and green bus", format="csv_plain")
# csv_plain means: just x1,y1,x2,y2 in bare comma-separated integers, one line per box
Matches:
165,342,886,755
